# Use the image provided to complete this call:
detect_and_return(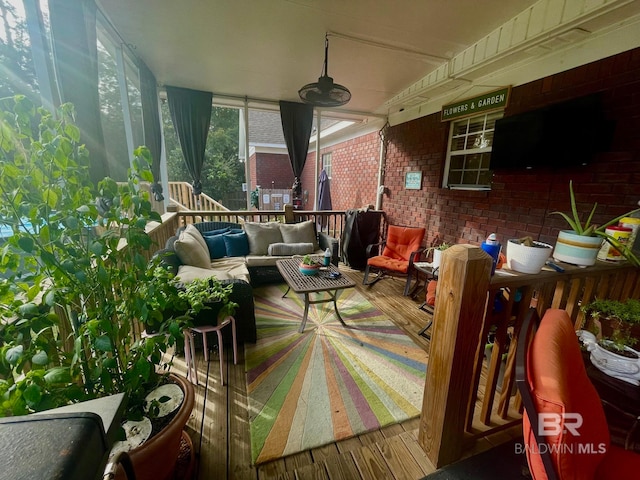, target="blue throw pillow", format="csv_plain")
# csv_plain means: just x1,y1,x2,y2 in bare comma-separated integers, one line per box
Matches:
228,228,244,235
224,232,250,257
202,227,230,237
204,233,227,259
